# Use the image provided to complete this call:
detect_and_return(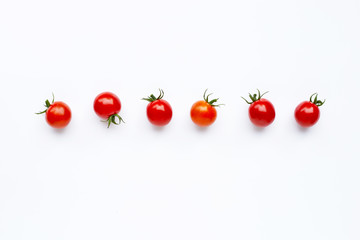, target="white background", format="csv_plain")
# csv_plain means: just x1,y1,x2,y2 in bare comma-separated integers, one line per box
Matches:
0,0,359,239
